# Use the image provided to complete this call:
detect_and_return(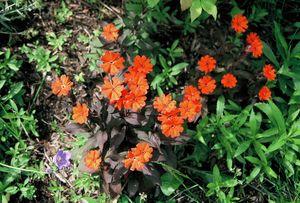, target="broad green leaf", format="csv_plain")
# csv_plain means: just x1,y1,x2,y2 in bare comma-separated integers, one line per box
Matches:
0,80,5,90
180,0,193,11
245,156,261,165
234,140,251,157
255,101,286,136
246,166,261,183
274,22,289,60
216,96,225,117
147,0,160,8
262,41,280,68
265,166,278,178
223,179,238,187
212,165,221,183
291,42,300,59
160,172,183,196
170,62,188,76
200,0,217,20
190,0,202,22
